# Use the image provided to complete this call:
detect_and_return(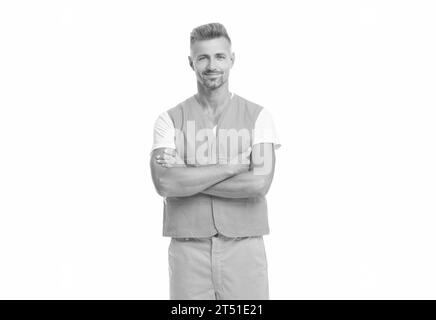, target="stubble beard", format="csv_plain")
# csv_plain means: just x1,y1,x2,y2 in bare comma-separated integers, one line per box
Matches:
201,75,226,90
